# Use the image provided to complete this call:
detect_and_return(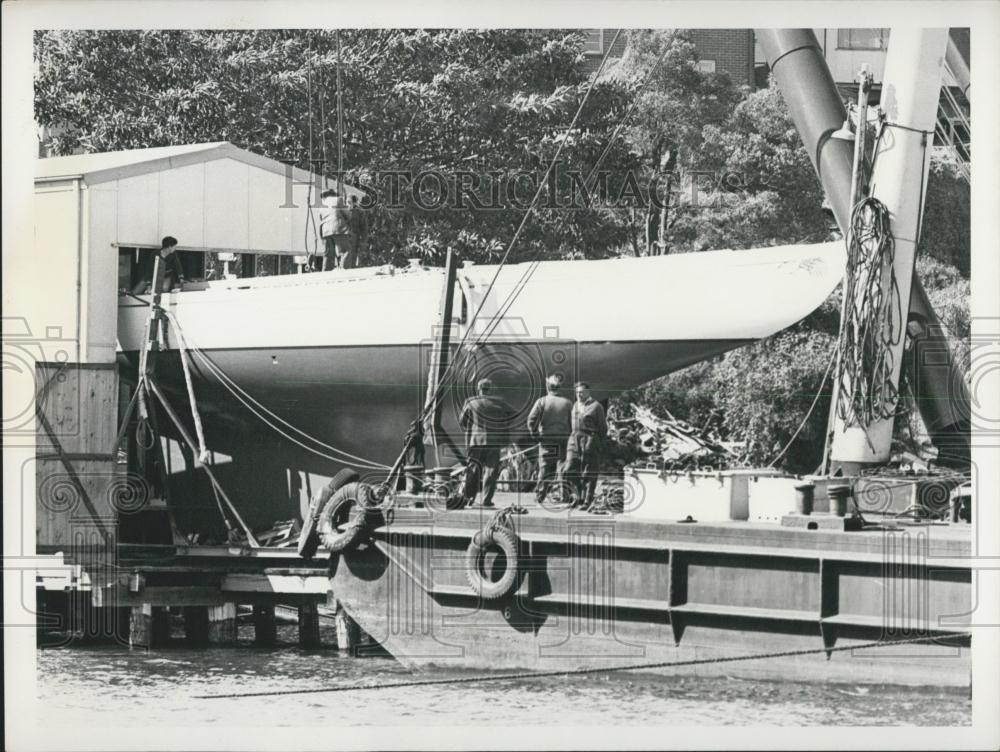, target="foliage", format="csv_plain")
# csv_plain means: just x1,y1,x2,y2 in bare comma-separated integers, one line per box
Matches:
609,30,743,254
628,326,836,473
36,30,970,471
686,81,833,250
35,29,640,264
918,158,971,276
